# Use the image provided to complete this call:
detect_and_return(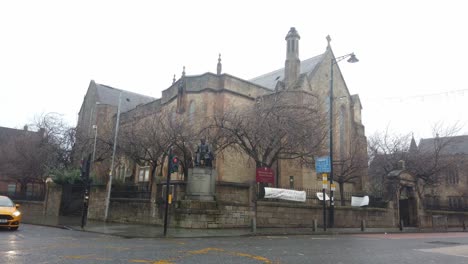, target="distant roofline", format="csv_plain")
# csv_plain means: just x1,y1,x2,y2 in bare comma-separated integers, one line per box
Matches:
94,81,156,100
